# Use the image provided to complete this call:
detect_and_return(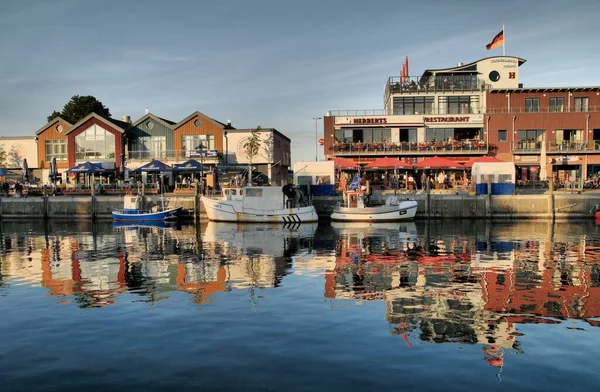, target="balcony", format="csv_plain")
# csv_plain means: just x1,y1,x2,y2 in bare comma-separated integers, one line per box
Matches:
127,149,222,161
328,107,484,116
488,106,600,114
331,140,488,156
512,141,600,153
384,75,485,103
